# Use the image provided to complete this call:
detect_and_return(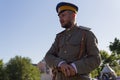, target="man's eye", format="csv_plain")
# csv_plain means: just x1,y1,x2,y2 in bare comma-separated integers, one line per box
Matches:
62,14,66,17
